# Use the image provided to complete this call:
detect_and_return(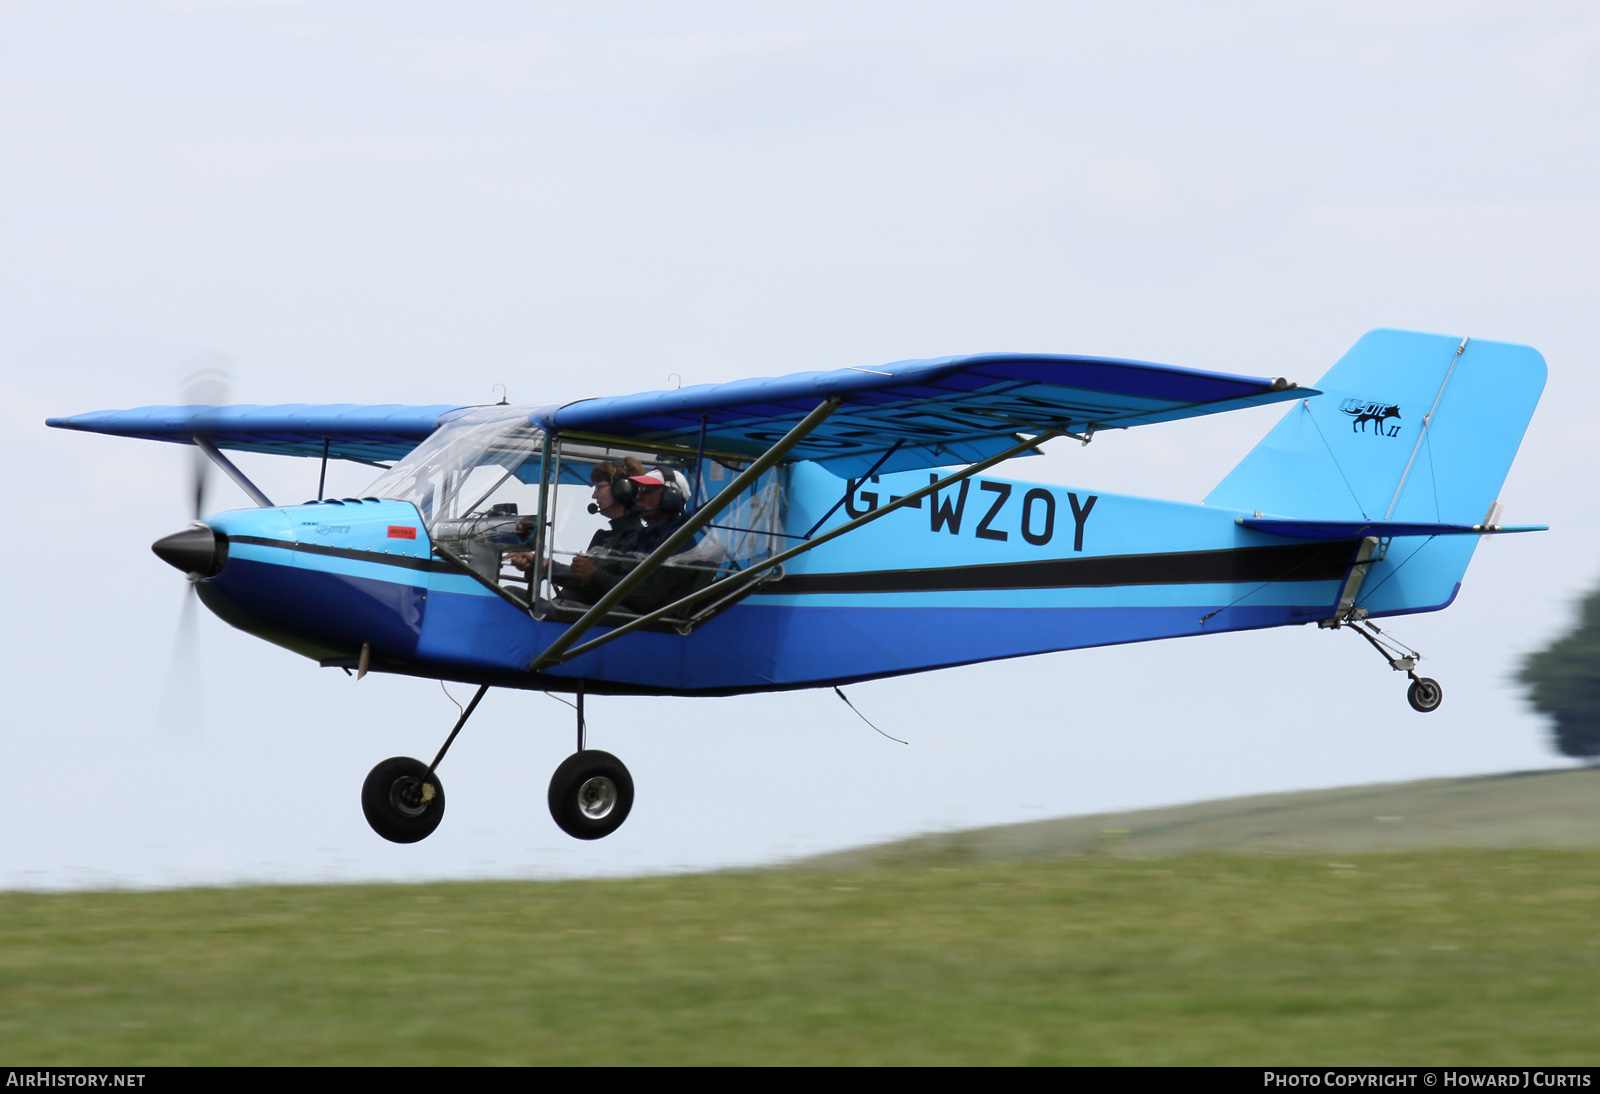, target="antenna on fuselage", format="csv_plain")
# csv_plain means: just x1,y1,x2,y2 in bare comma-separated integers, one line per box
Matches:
833,687,908,745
